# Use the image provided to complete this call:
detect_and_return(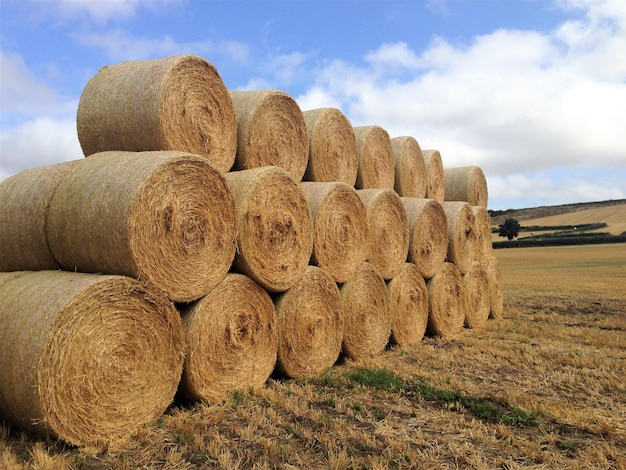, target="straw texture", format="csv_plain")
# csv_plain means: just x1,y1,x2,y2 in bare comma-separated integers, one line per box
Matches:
387,263,429,347
302,108,358,185
229,90,309,180
225,167,314,292
391,136,426,198
426,262,464,338
301,182,368,283
421,149,445,202
444,166,489,208
178,273,278,403
472,205,493,262
0,270,185,447
357,189,409,280
485,255,504,319
274,266,343,379
353,126,395,189
340,263,391,360
46,150,237,303
77,55,237,172
461,261,490,329
441,201,477,274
